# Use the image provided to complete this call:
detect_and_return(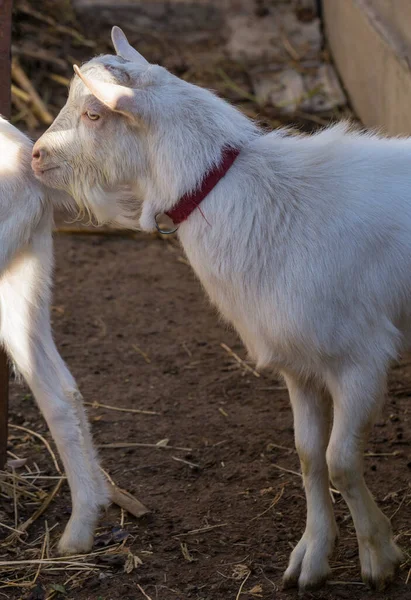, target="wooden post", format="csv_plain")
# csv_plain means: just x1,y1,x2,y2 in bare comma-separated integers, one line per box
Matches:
0,0,12,469
323,0,411,136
